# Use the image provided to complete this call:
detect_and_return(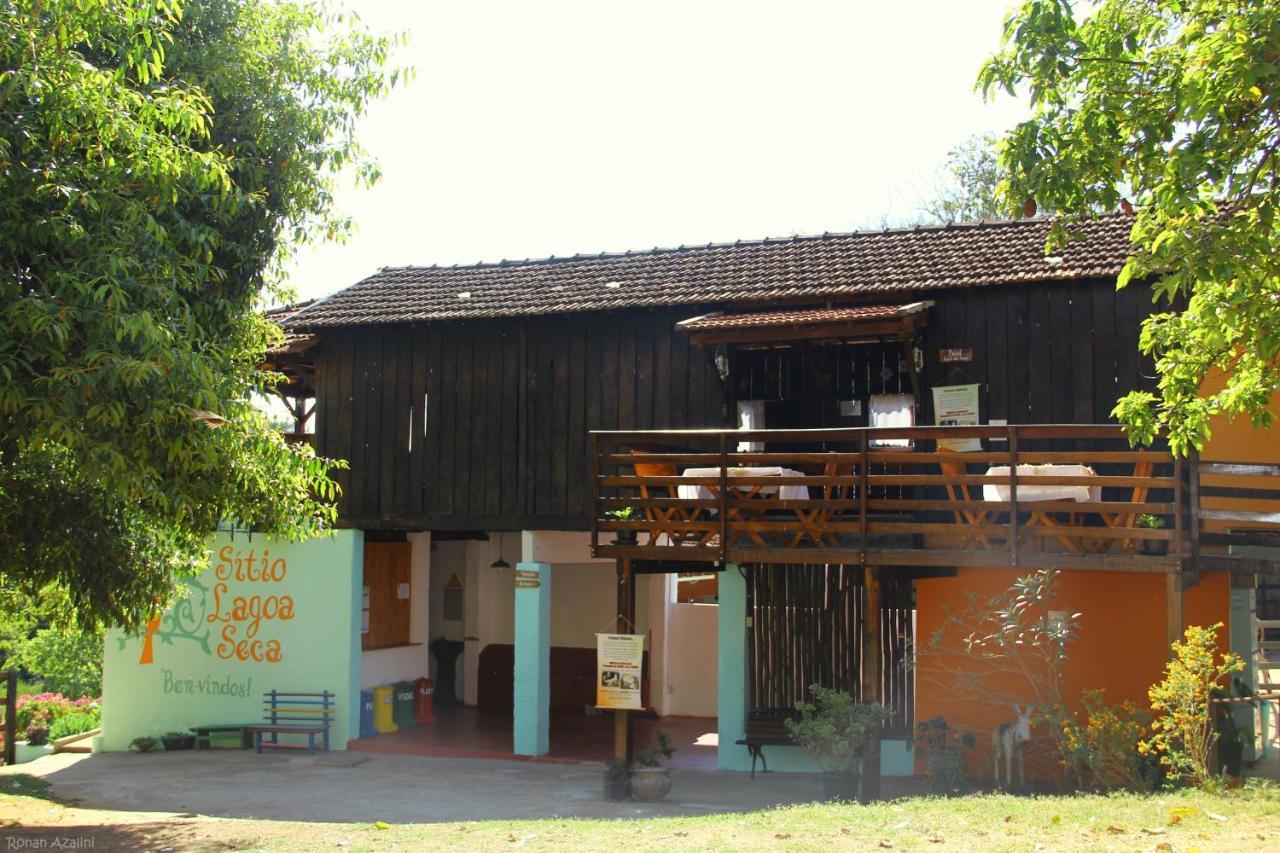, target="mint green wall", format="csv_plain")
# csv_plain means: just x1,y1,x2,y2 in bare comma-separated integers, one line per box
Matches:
102,530,363,751
716,564,912,776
